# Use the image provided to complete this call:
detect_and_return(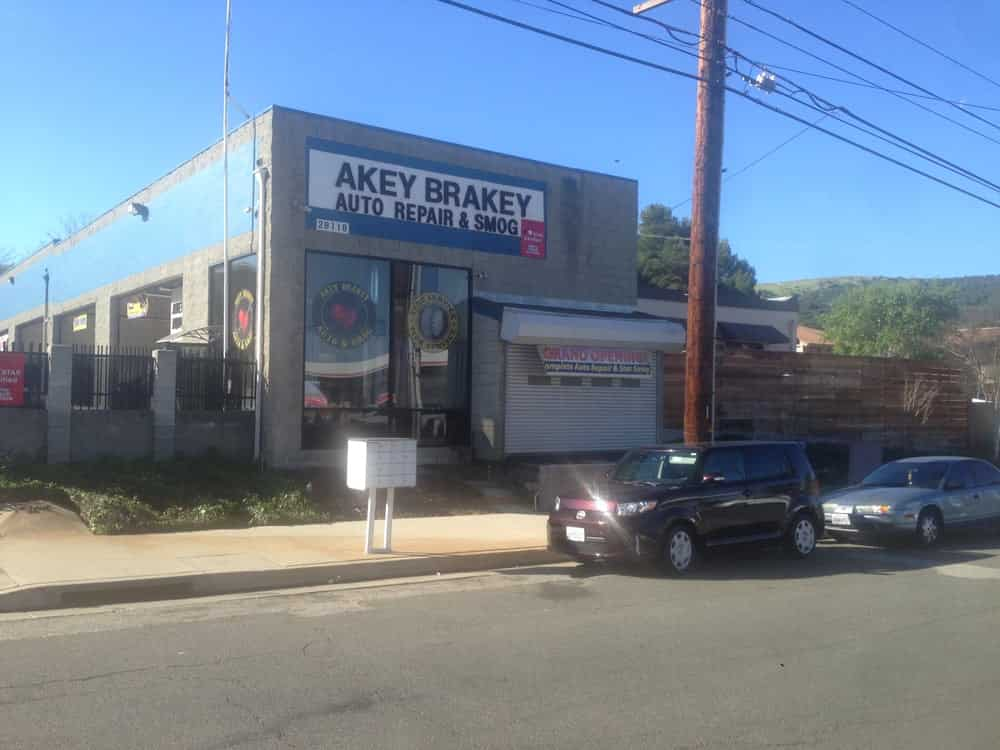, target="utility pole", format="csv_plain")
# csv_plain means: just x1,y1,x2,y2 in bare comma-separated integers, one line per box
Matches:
635,0,728,444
